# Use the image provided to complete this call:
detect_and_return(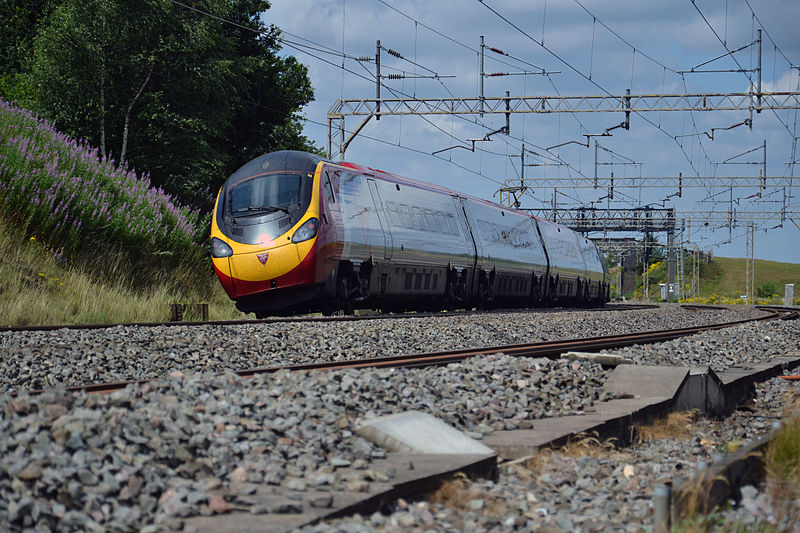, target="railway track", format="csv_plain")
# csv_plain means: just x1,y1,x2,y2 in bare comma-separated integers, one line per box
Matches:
30,304,795,397
0,302,659,334
3,303,797,532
